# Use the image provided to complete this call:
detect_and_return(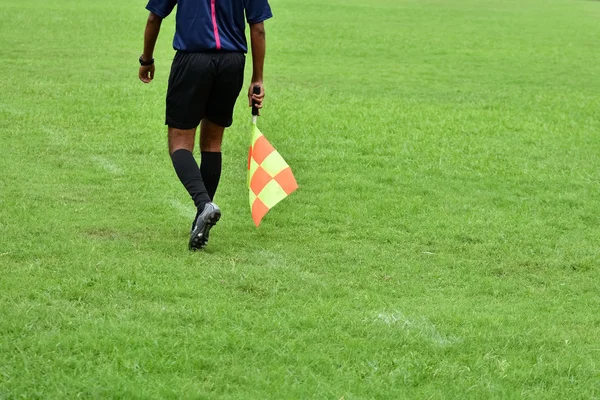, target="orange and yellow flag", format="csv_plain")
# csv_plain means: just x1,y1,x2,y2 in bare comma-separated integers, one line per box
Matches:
247,124,298,227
